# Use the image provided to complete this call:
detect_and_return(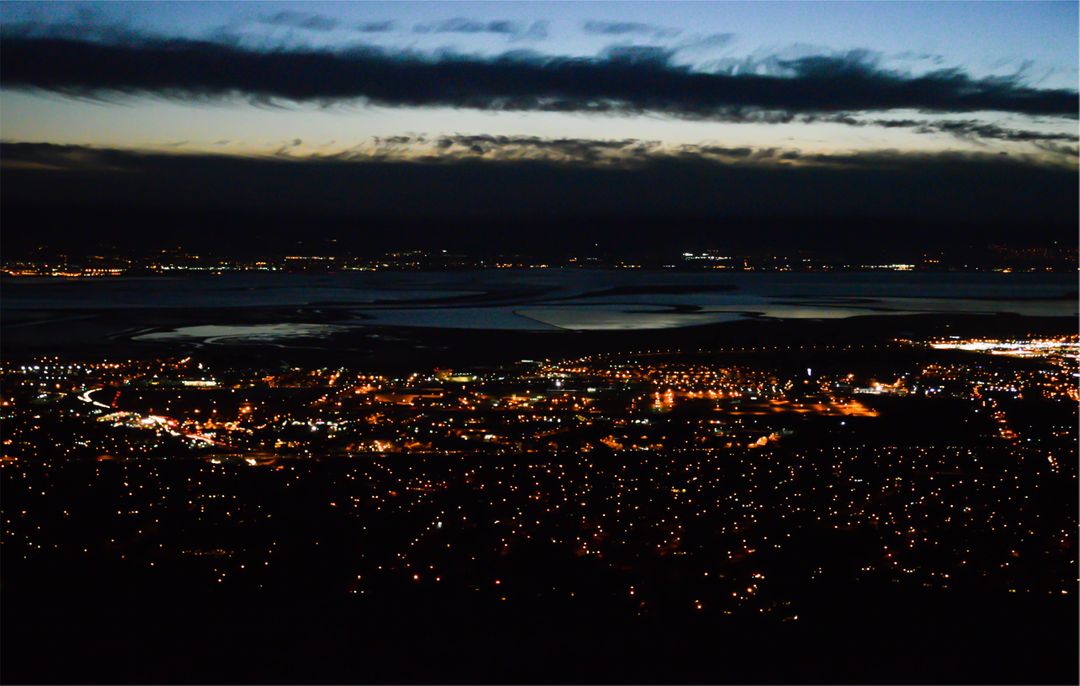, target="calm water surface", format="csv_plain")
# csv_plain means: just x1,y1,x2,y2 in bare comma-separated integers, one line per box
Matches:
3,270,1075,340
